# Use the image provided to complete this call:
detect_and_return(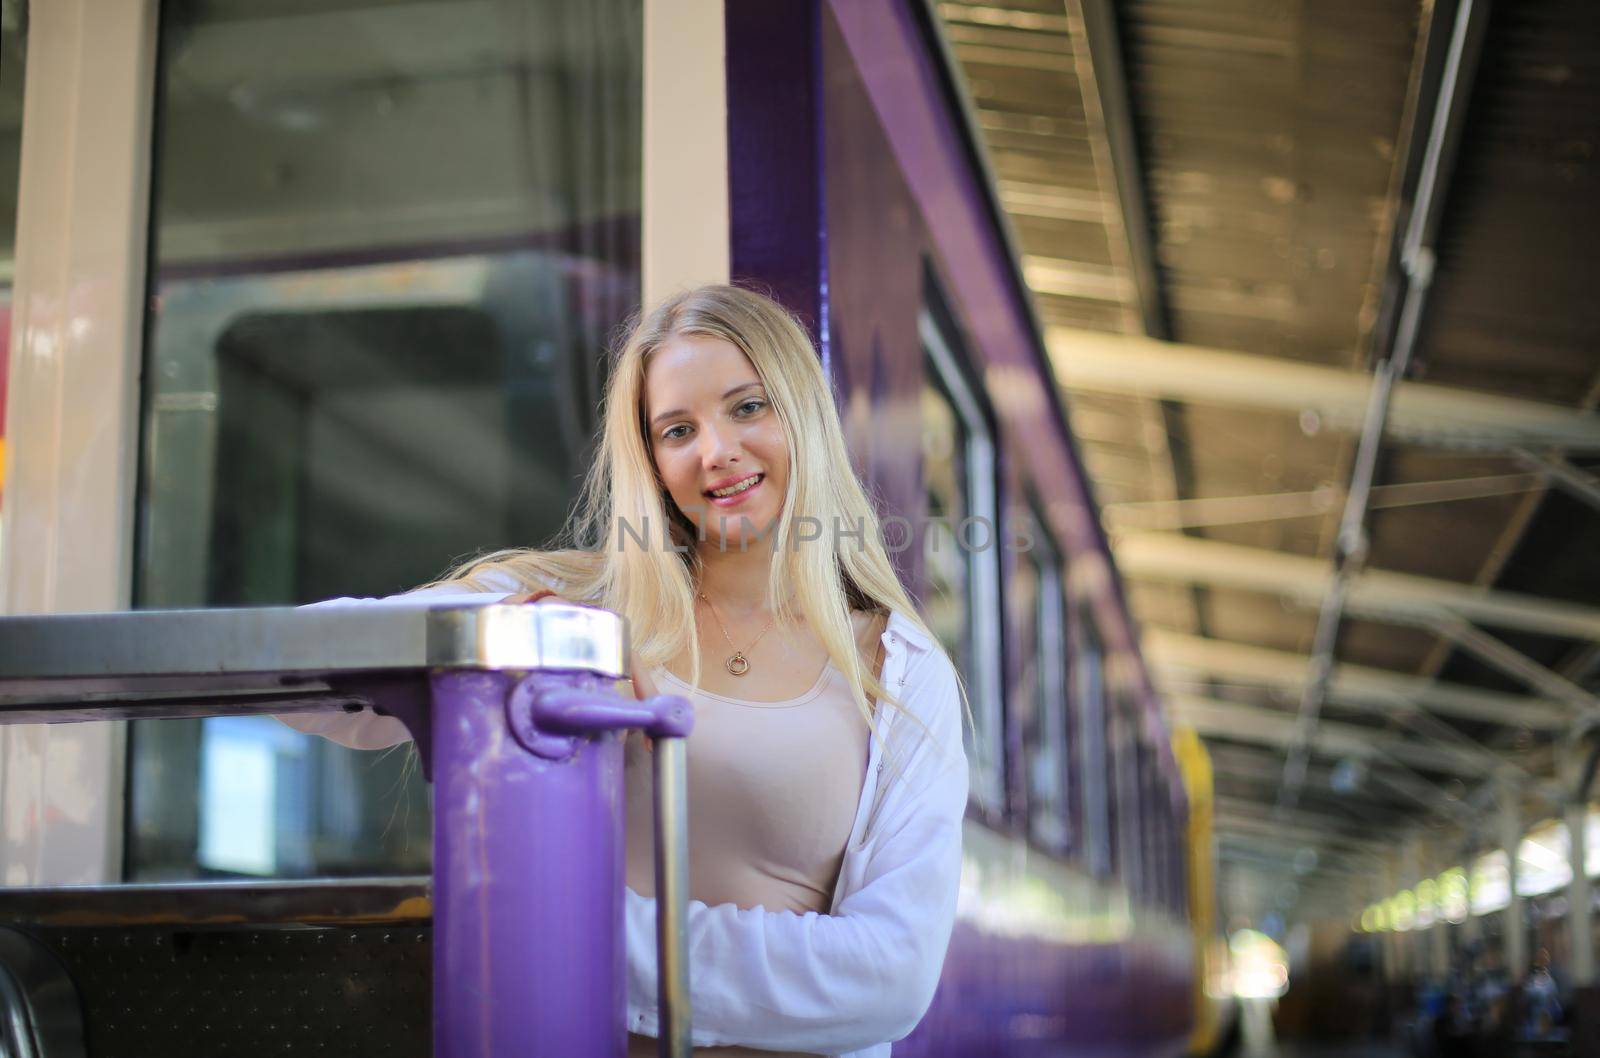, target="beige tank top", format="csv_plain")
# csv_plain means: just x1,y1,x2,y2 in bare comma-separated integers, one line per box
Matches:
623,657,870,1058
624,655,872,914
